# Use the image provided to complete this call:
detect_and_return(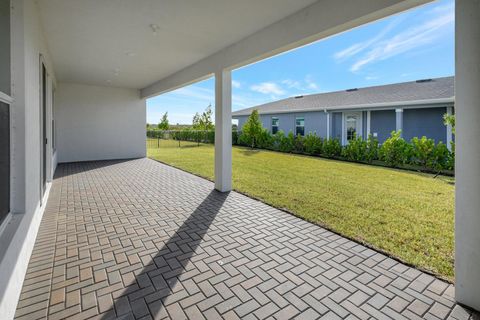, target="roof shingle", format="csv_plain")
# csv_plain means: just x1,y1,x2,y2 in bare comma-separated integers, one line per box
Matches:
232,76,454,116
